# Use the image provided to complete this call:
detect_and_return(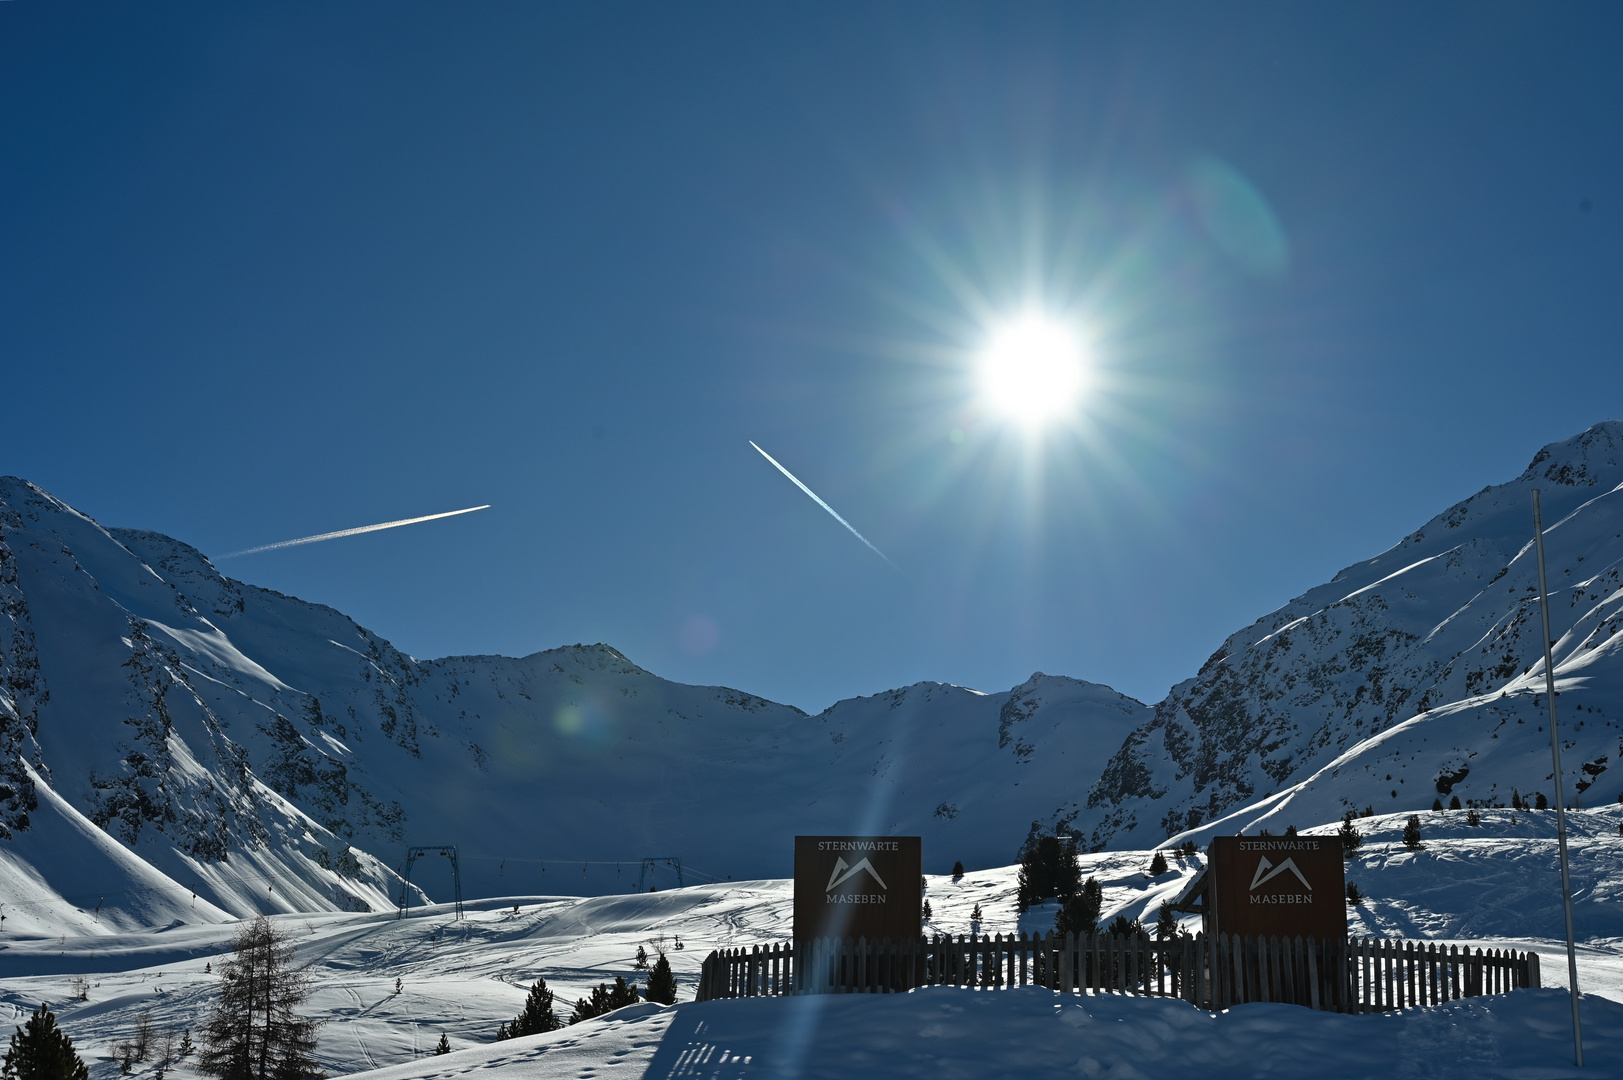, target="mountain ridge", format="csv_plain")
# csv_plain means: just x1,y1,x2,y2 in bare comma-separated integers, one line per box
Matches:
0,474,1152,923
4,420,1622,928
1079,420,1623,848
